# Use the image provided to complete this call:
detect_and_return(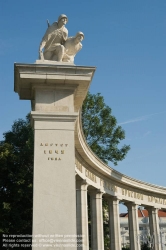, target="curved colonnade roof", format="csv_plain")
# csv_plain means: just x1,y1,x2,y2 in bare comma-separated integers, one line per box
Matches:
75,114,166,210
